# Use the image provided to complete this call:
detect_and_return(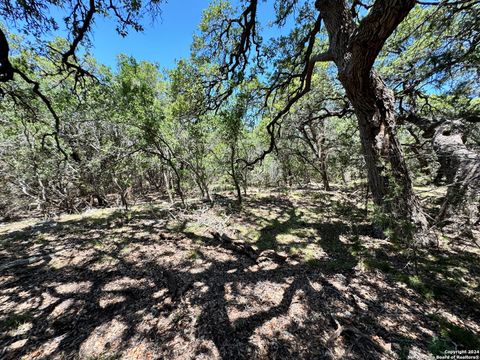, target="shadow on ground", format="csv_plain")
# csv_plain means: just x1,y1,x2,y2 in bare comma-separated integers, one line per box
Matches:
0,189,479,359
